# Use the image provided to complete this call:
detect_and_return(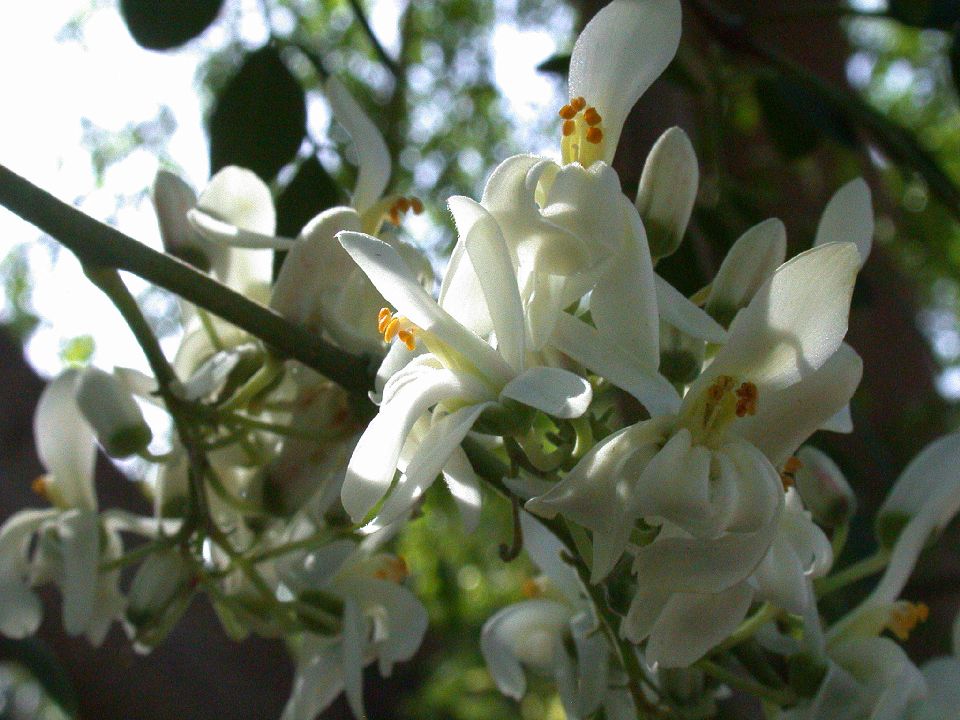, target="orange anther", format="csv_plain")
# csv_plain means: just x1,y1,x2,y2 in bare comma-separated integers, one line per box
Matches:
374,556,409,583
388,209,400,225
395,197,411,213
31,476,48,500
888,602,929,641
583,107,602,126
585,127,603,144
410,197,424,214
521,578,542,598
780,456,802,490
570,96,586,111
397,329,417,351
558,104,577,120
384,317,401,342
377,308,392,333
562,119,576,137
735,382,758,417
707,375,735,404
